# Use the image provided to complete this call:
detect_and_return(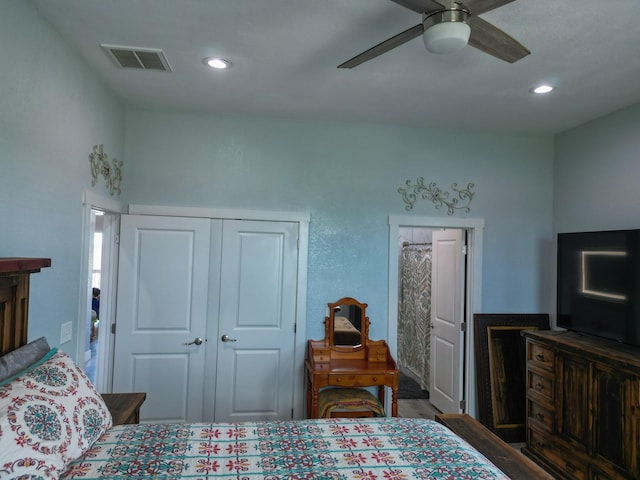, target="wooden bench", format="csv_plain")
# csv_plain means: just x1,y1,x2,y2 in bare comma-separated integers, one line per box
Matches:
435,413,553,479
